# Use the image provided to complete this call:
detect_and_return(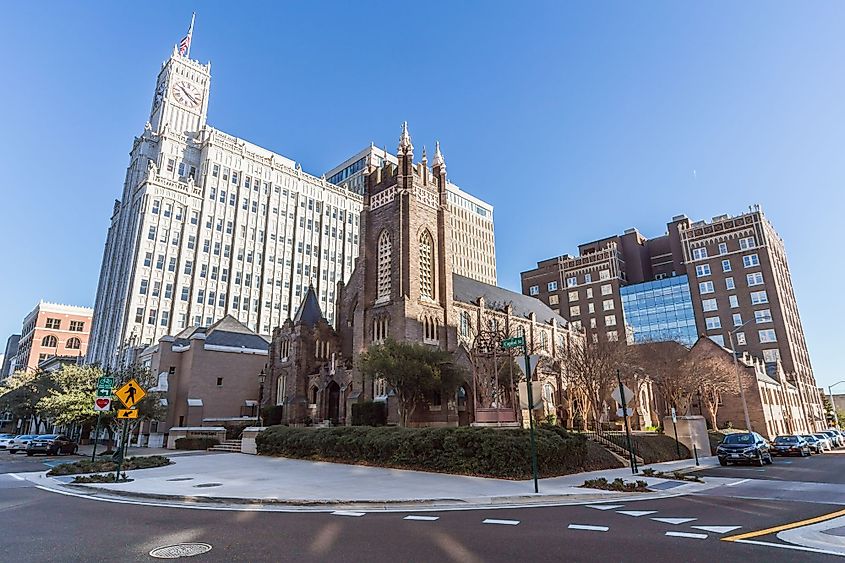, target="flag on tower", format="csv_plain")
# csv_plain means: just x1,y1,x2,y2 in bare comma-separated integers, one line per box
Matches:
179,13,195,57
